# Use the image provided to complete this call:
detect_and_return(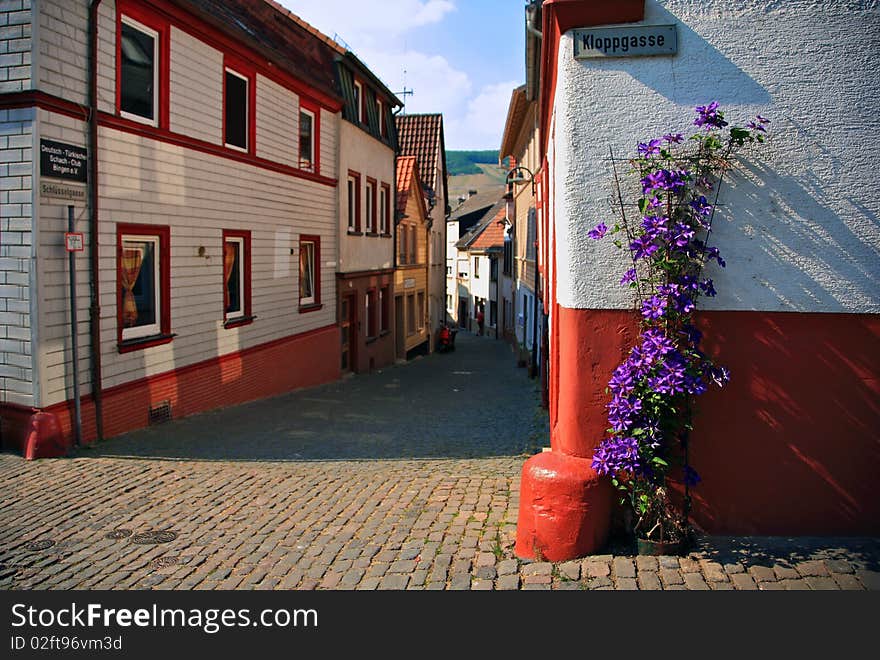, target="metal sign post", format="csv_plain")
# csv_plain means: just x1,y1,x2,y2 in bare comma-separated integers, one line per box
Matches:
67,205,83,447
